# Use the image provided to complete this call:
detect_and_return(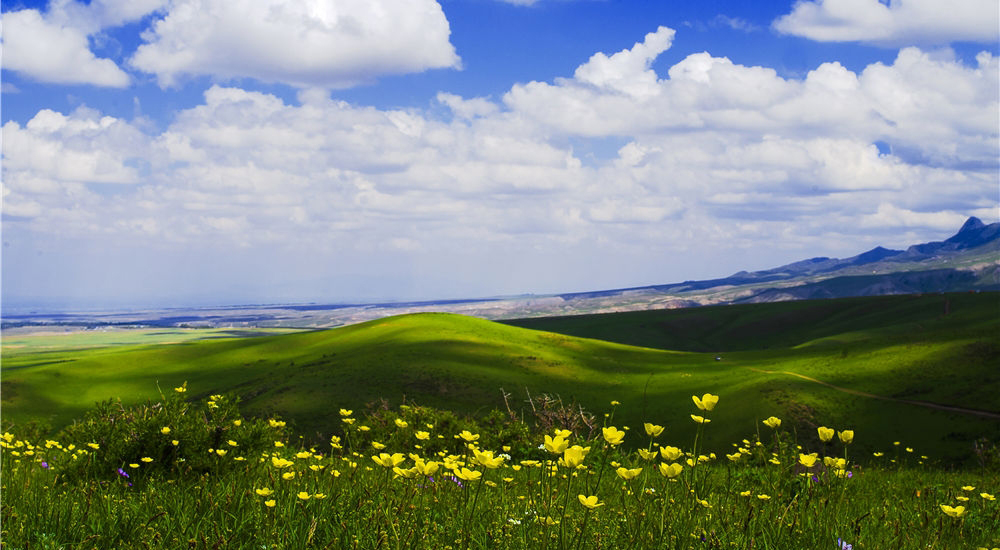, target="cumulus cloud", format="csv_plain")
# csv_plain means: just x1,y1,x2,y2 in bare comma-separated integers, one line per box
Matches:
0,8,130,87
130,0,461,88
773,0,1000,46
3,26,996,301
